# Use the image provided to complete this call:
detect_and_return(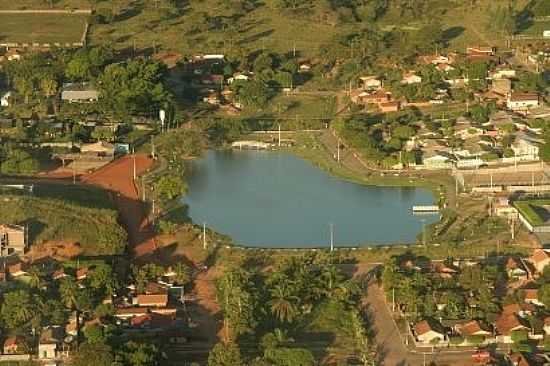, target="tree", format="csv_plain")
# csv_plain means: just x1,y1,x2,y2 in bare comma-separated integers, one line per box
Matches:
154,175,187,201
269,283,299,323
91,127,115,142
208,342,243,366
115,341,160,366
232,80,272,108
172,263,191,286
70,342,114,366
538,283,550,308
1,290,36,328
